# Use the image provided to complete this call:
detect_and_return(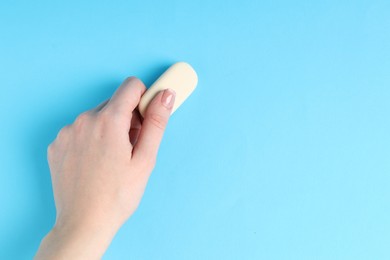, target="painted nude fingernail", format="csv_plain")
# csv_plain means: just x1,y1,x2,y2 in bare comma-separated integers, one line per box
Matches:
161,89,176,109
